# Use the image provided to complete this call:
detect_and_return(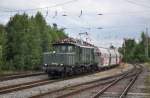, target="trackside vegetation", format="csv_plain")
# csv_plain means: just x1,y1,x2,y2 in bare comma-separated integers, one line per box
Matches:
119,32,150,63
0,12,66,72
